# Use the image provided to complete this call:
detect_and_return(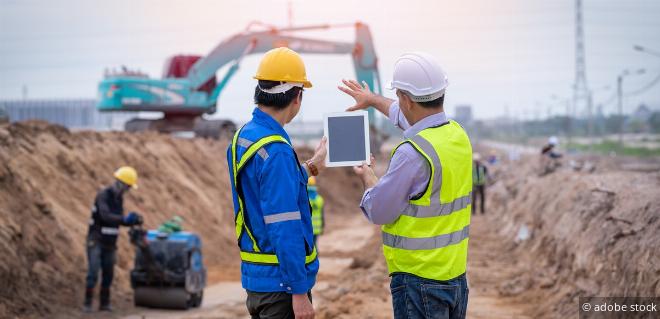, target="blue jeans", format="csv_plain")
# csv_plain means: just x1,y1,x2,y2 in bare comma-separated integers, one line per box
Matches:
390,273,468,319
85,240,116,289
